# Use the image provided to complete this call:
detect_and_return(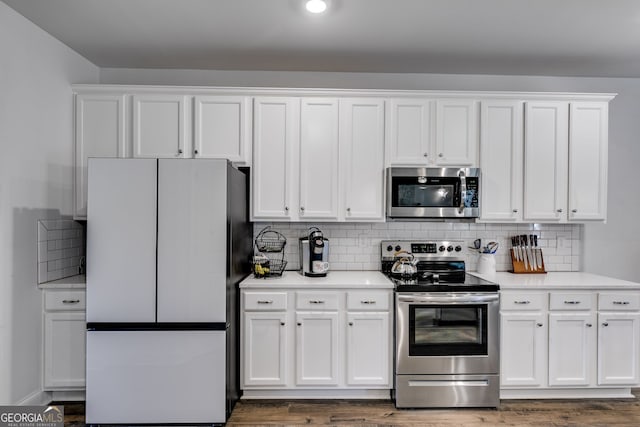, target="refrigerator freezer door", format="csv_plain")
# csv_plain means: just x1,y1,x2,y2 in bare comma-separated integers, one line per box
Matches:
86,330,226,424
157,159,228,322
86,158,157,323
